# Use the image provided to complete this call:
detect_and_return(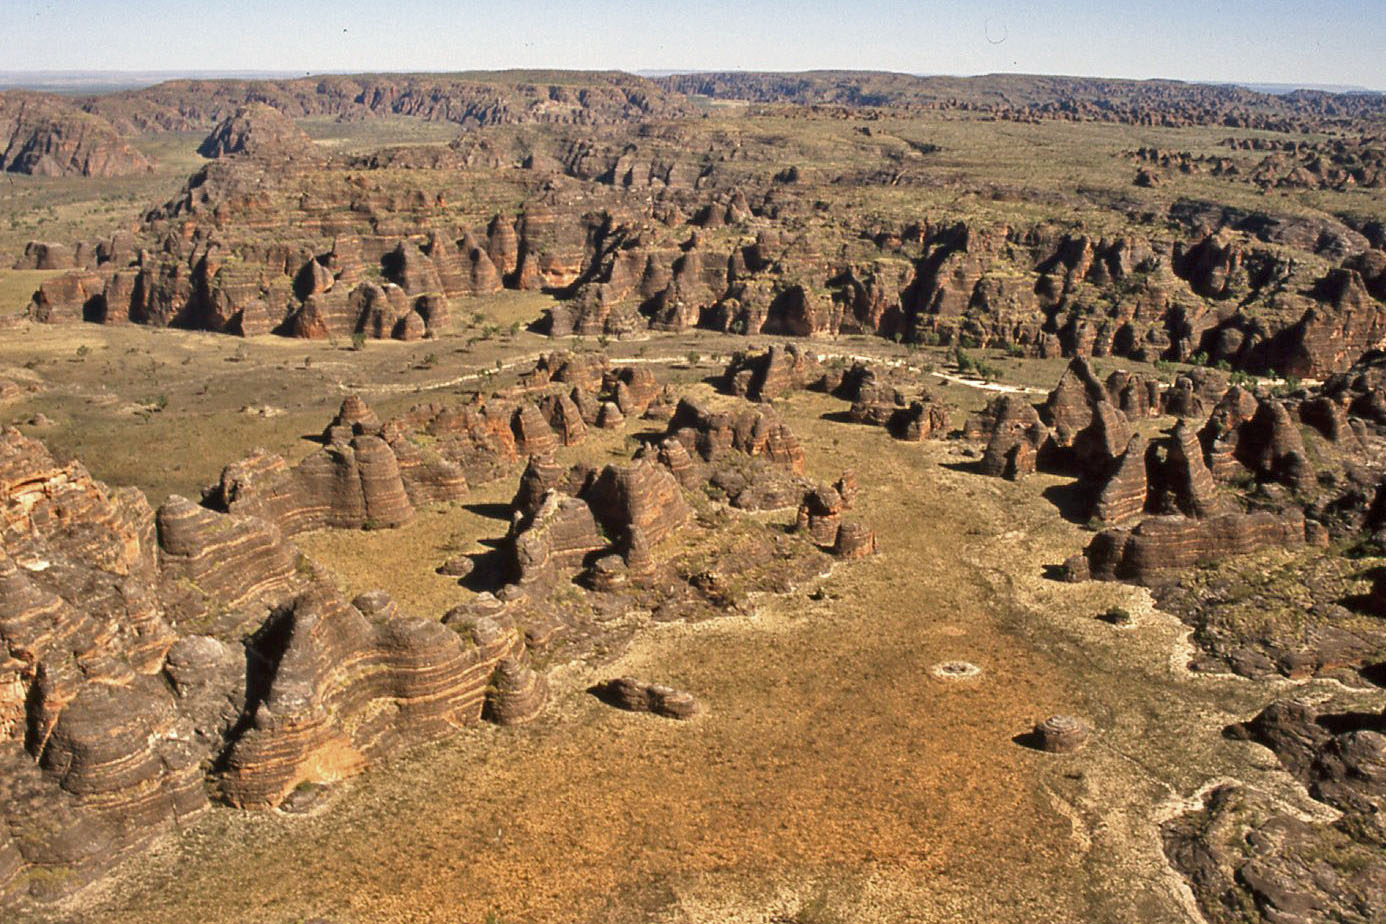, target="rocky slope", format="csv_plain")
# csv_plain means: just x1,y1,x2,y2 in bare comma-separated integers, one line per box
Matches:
0,91,151,177
80,71,692,135
196,103,320,161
